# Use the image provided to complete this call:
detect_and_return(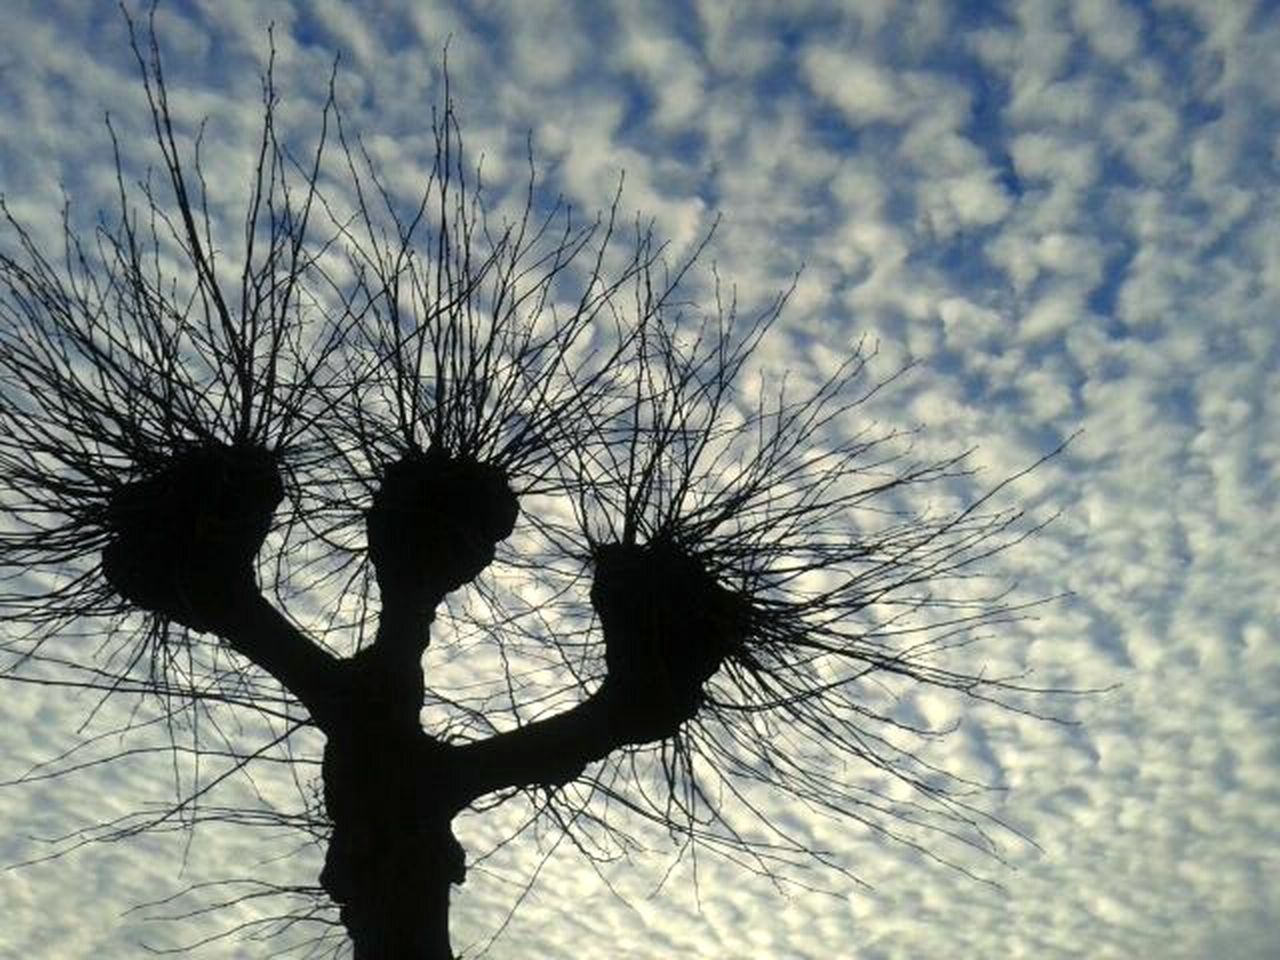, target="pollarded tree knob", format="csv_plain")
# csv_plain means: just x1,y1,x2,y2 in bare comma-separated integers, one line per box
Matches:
590,540,750,742
365,449,519,600
101,443,283,631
